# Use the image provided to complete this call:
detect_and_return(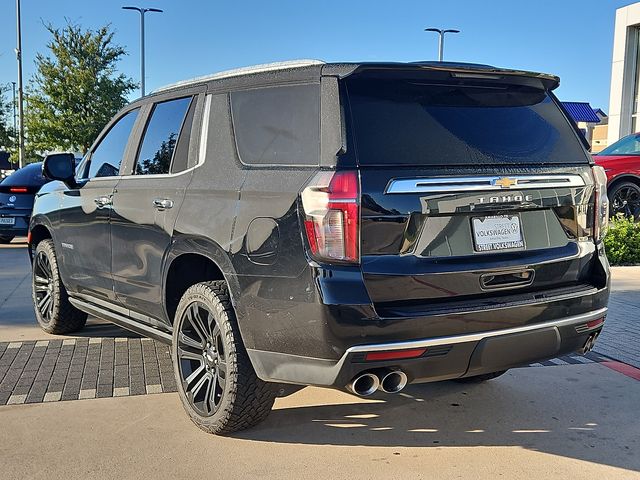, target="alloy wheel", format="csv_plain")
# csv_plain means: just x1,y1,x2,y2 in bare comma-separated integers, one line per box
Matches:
611,185,640,219
177,302,227,417
33,251,55,322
